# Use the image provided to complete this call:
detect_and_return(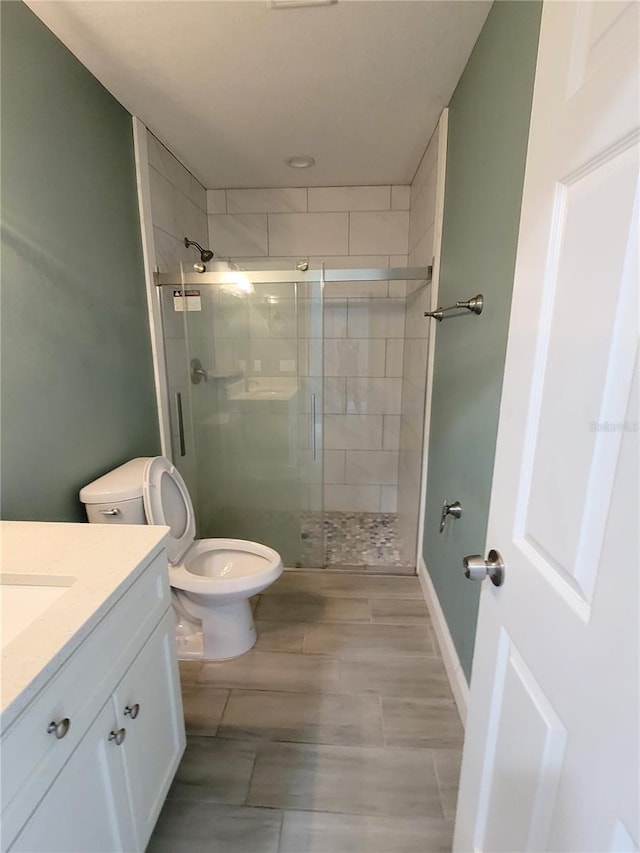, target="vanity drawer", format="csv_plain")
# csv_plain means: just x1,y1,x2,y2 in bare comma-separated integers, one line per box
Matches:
1,551,170,834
